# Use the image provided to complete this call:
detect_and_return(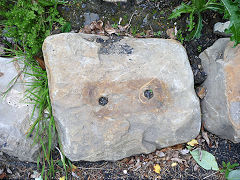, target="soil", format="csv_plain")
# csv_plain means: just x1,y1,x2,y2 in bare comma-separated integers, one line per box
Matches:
0,0,239,179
